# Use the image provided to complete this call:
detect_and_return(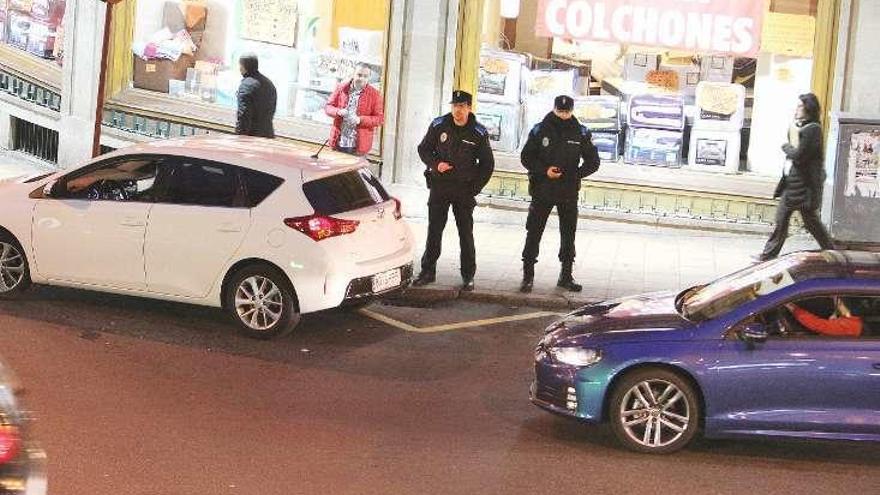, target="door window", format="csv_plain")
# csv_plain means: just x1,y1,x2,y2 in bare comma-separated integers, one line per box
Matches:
62,157,162,202
240,169,284,207
158,158,245,208
741,295,880,340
